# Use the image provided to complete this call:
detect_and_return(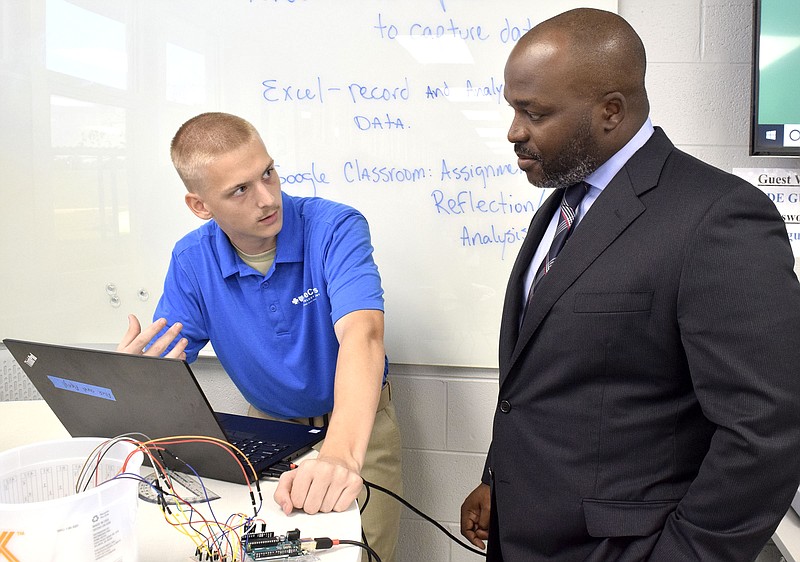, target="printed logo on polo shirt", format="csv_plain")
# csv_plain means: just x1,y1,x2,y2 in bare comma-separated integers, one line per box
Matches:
292,287,320,306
